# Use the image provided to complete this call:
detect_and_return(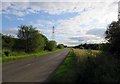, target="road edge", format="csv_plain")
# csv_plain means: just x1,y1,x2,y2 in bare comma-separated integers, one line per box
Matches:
45,48,71,82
